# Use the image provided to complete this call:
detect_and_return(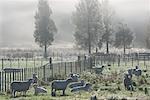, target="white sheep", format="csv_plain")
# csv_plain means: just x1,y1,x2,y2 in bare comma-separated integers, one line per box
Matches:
69,80,85,88
71,83,92,92
33,84,47,95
